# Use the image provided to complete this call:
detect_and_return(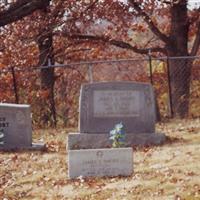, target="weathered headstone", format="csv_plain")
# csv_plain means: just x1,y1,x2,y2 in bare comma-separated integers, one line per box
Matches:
68,148,133,179
79,82,156,134
0,103,44,150
68,82,165,149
